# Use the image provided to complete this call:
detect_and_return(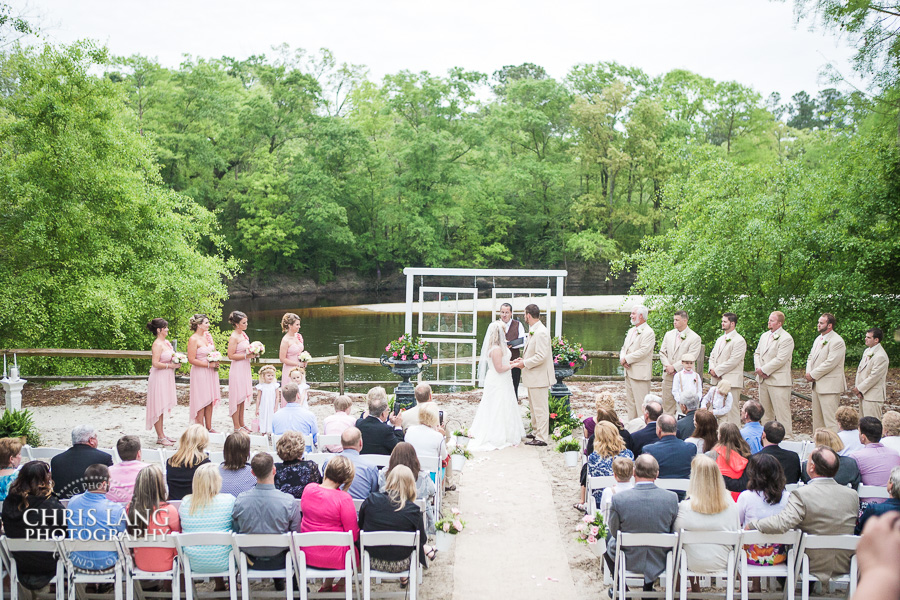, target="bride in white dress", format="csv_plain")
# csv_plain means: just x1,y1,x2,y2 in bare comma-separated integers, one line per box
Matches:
467,321,526,451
